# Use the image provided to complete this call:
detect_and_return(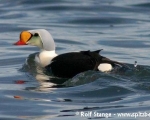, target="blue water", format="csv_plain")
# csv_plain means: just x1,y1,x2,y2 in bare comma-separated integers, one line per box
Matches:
0,0,150,120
